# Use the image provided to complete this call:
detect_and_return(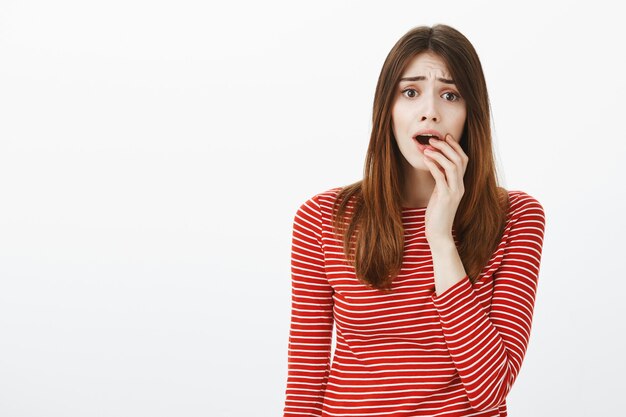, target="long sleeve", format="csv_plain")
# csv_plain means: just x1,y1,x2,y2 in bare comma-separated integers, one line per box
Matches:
283,195,334,417
430,194,546,411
